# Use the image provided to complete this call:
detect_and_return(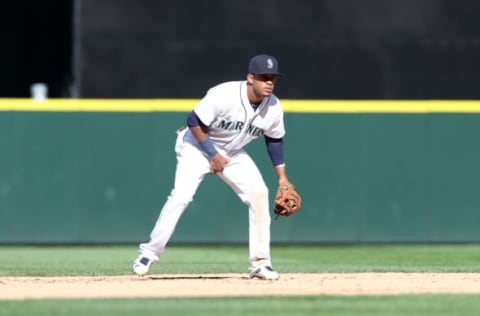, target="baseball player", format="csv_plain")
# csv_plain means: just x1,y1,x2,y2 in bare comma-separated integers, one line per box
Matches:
133,54,294,280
